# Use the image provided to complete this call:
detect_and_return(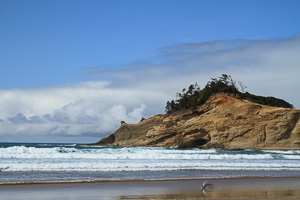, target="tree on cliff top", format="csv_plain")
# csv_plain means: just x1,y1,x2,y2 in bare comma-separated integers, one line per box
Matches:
165,74,294,113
